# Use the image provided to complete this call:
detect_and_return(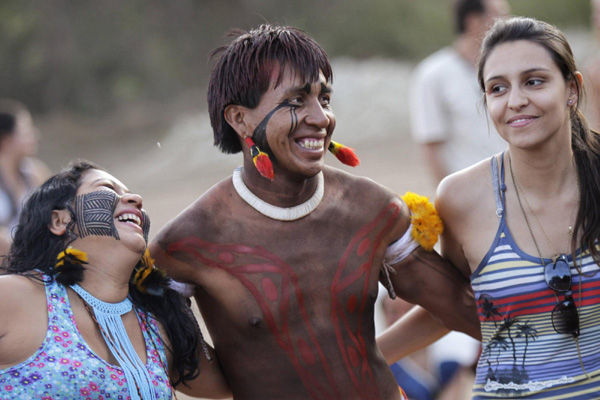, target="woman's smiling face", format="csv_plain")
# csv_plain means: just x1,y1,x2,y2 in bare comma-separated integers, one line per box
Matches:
482,39,578,150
